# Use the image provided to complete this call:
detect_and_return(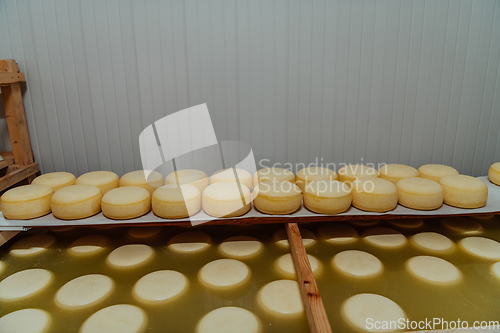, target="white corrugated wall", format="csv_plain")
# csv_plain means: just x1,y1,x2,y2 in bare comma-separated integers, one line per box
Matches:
0,0,499,177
